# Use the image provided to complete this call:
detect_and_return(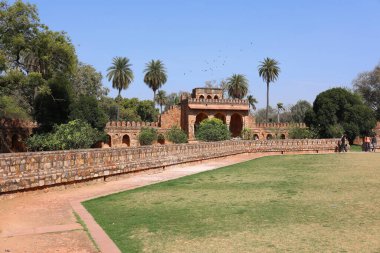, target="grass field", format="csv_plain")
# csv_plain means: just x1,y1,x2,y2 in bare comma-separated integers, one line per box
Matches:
83,153,380,253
